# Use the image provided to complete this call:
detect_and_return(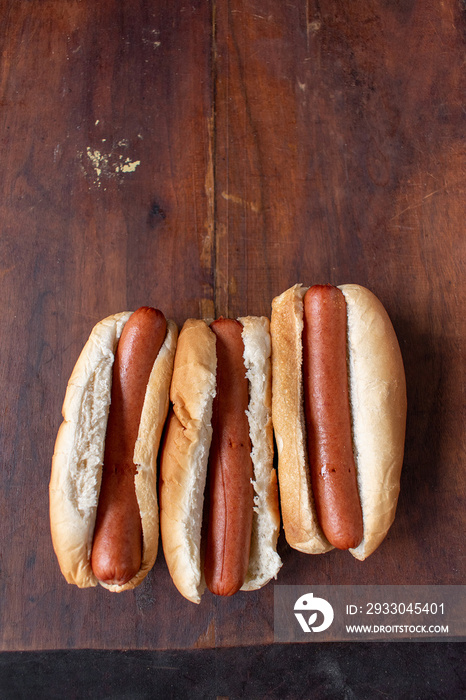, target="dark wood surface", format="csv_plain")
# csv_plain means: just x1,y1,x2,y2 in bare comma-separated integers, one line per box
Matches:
1,645,465,699
0,0,464,650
